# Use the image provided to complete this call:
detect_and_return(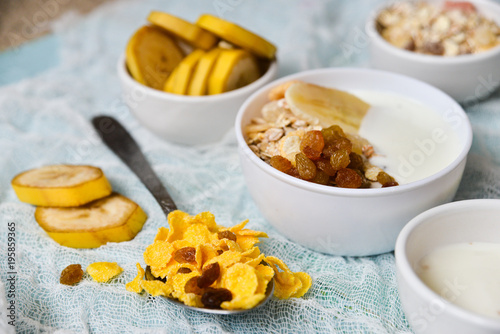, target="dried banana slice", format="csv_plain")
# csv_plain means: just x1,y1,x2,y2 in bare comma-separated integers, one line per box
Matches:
35,193,147,248
268,80,300,101
148,11,218,50
11,165,112,207
164,49,205,95
285,82,370,134
208,49,260,95
163,66,179,94
196,14,277,59
187,48,222,96
126,25,184,90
